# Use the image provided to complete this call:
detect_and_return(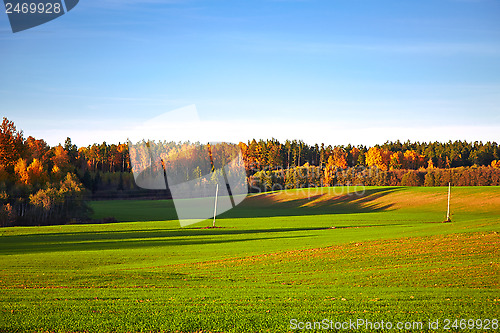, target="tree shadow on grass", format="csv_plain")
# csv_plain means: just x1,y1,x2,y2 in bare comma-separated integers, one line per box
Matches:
91,187,403,222
0,224,397,255
219,187,403,219
0,233,313,255
0,188,404,255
